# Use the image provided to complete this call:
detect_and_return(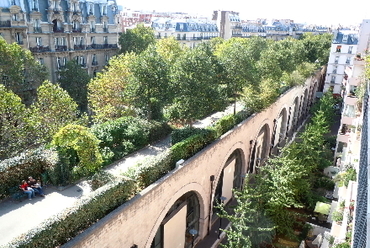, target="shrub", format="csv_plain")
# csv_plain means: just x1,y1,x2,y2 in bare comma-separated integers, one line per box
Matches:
212,114,236,137
171,129,216,163
52,124,103,185
171,126,210,145
91,117,172,164
6,179,136,248
314,176,335,190
132,150,175,189
0,147,58,199
88,170,116,191
332,209,344,222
